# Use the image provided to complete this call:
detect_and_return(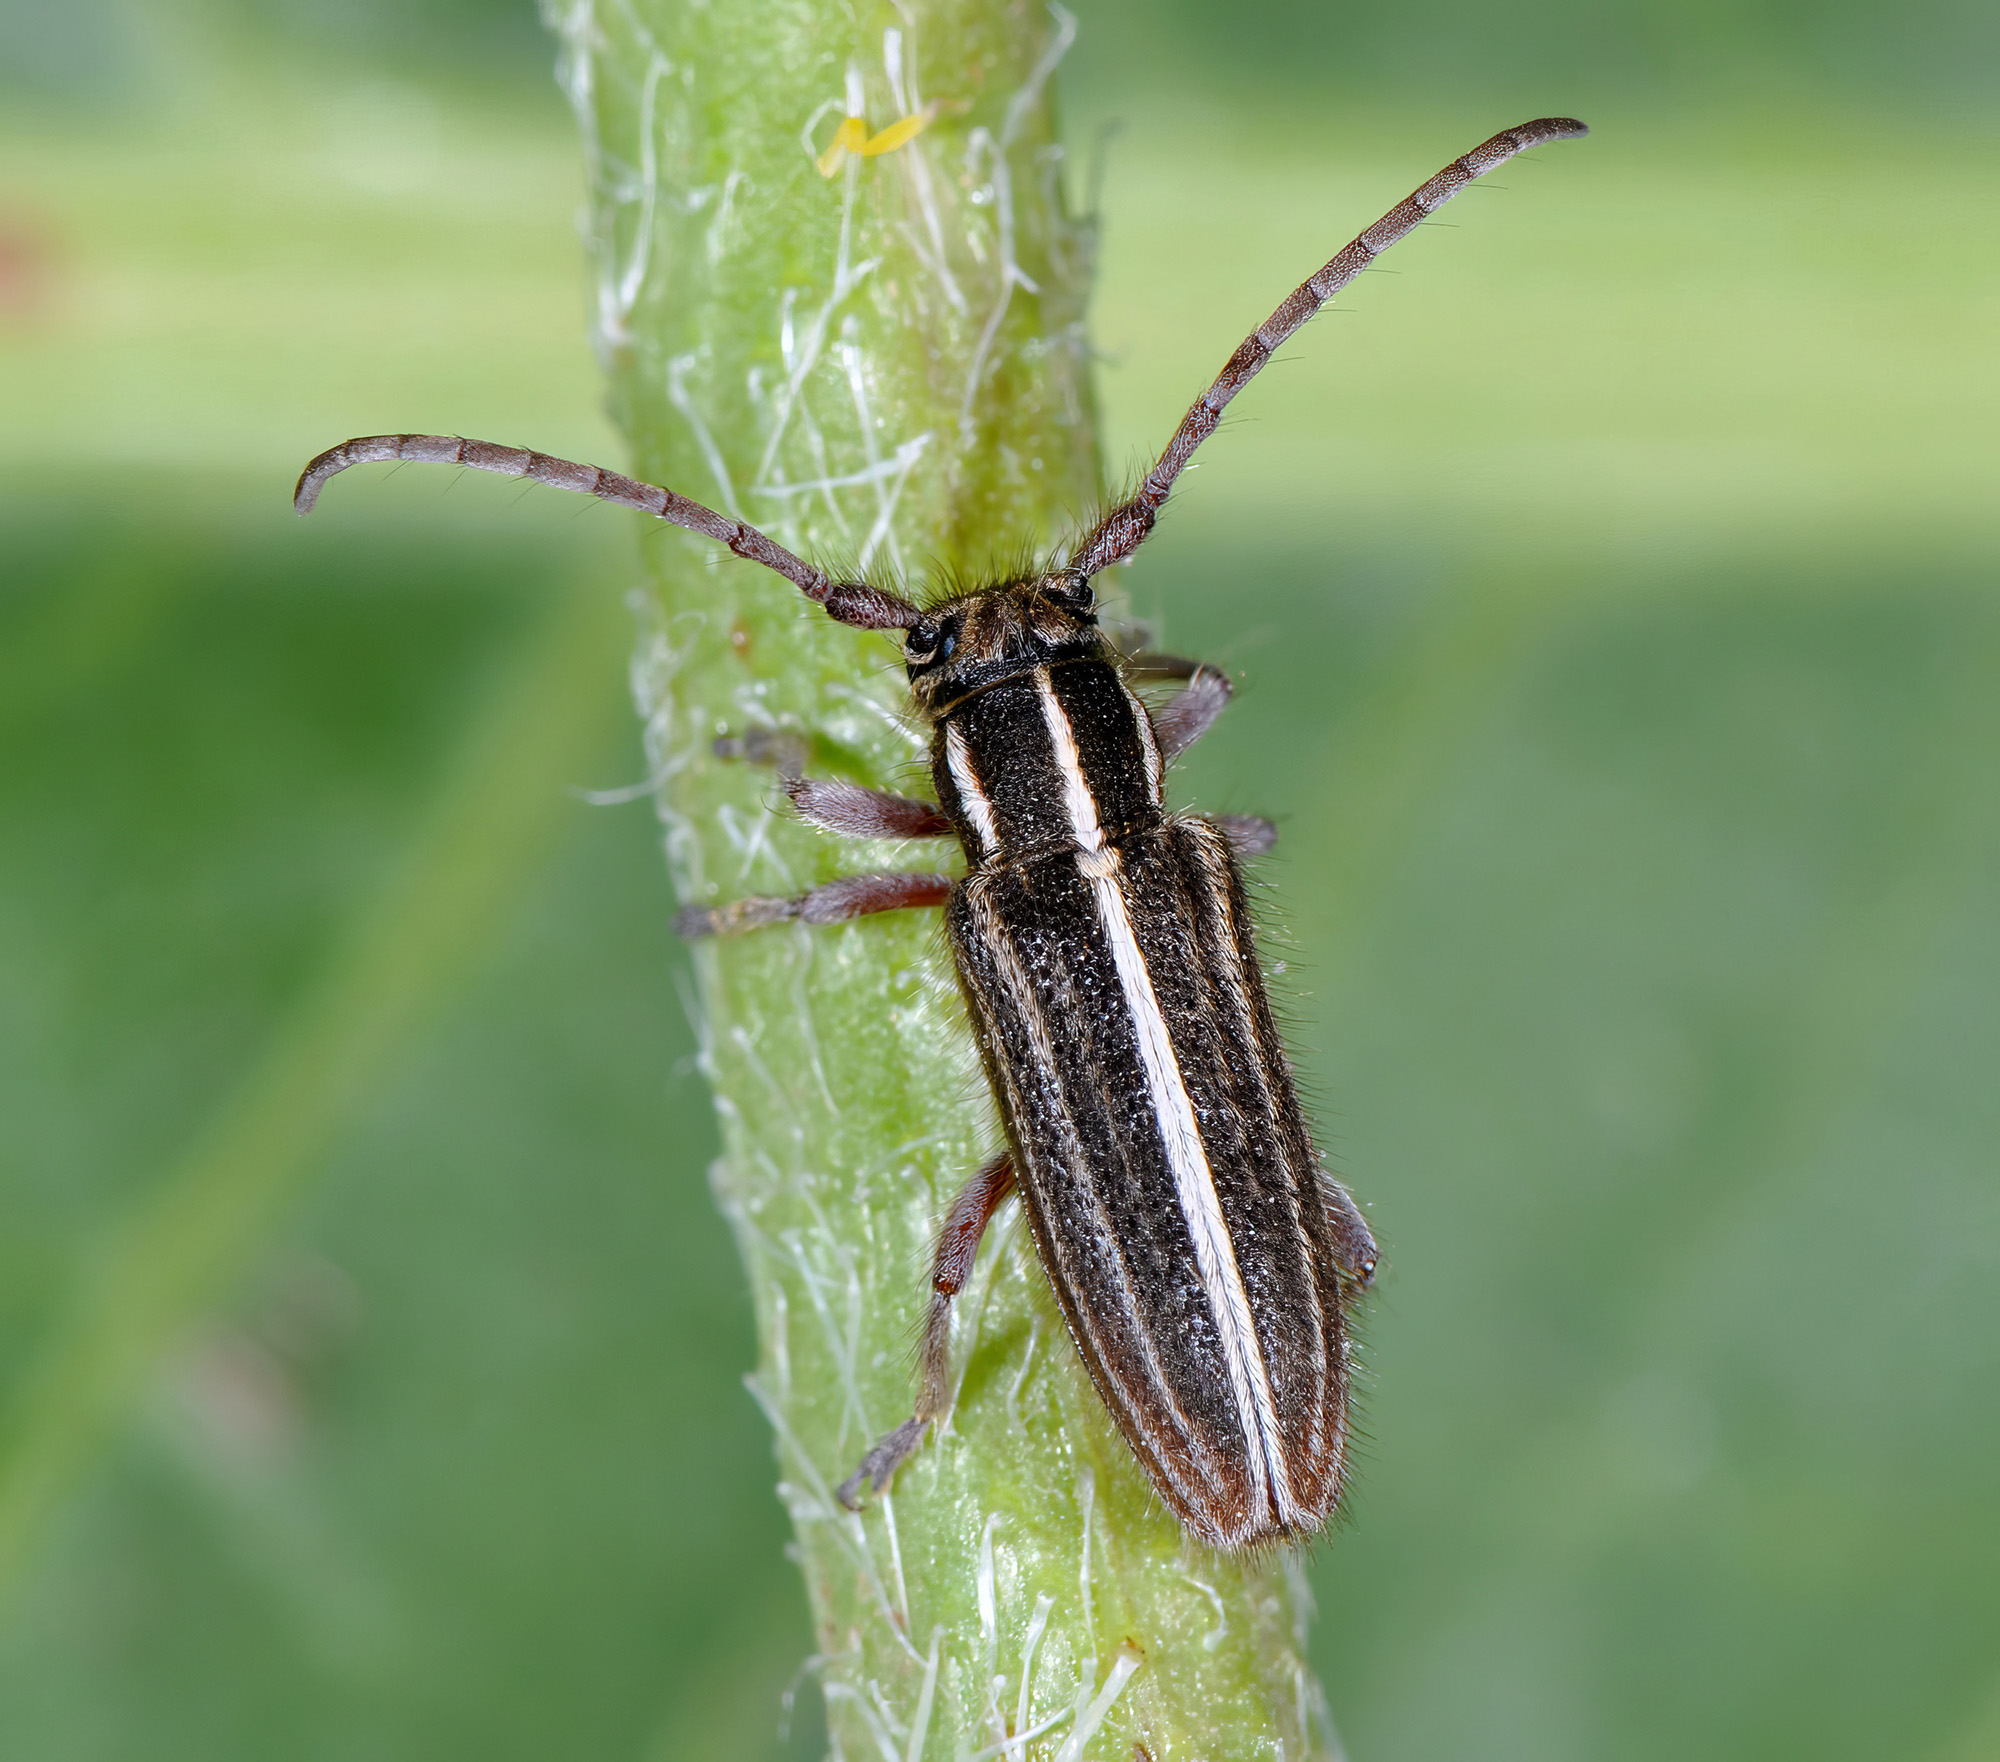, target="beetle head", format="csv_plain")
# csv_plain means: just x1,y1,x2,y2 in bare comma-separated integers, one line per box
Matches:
901,574,1104,718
